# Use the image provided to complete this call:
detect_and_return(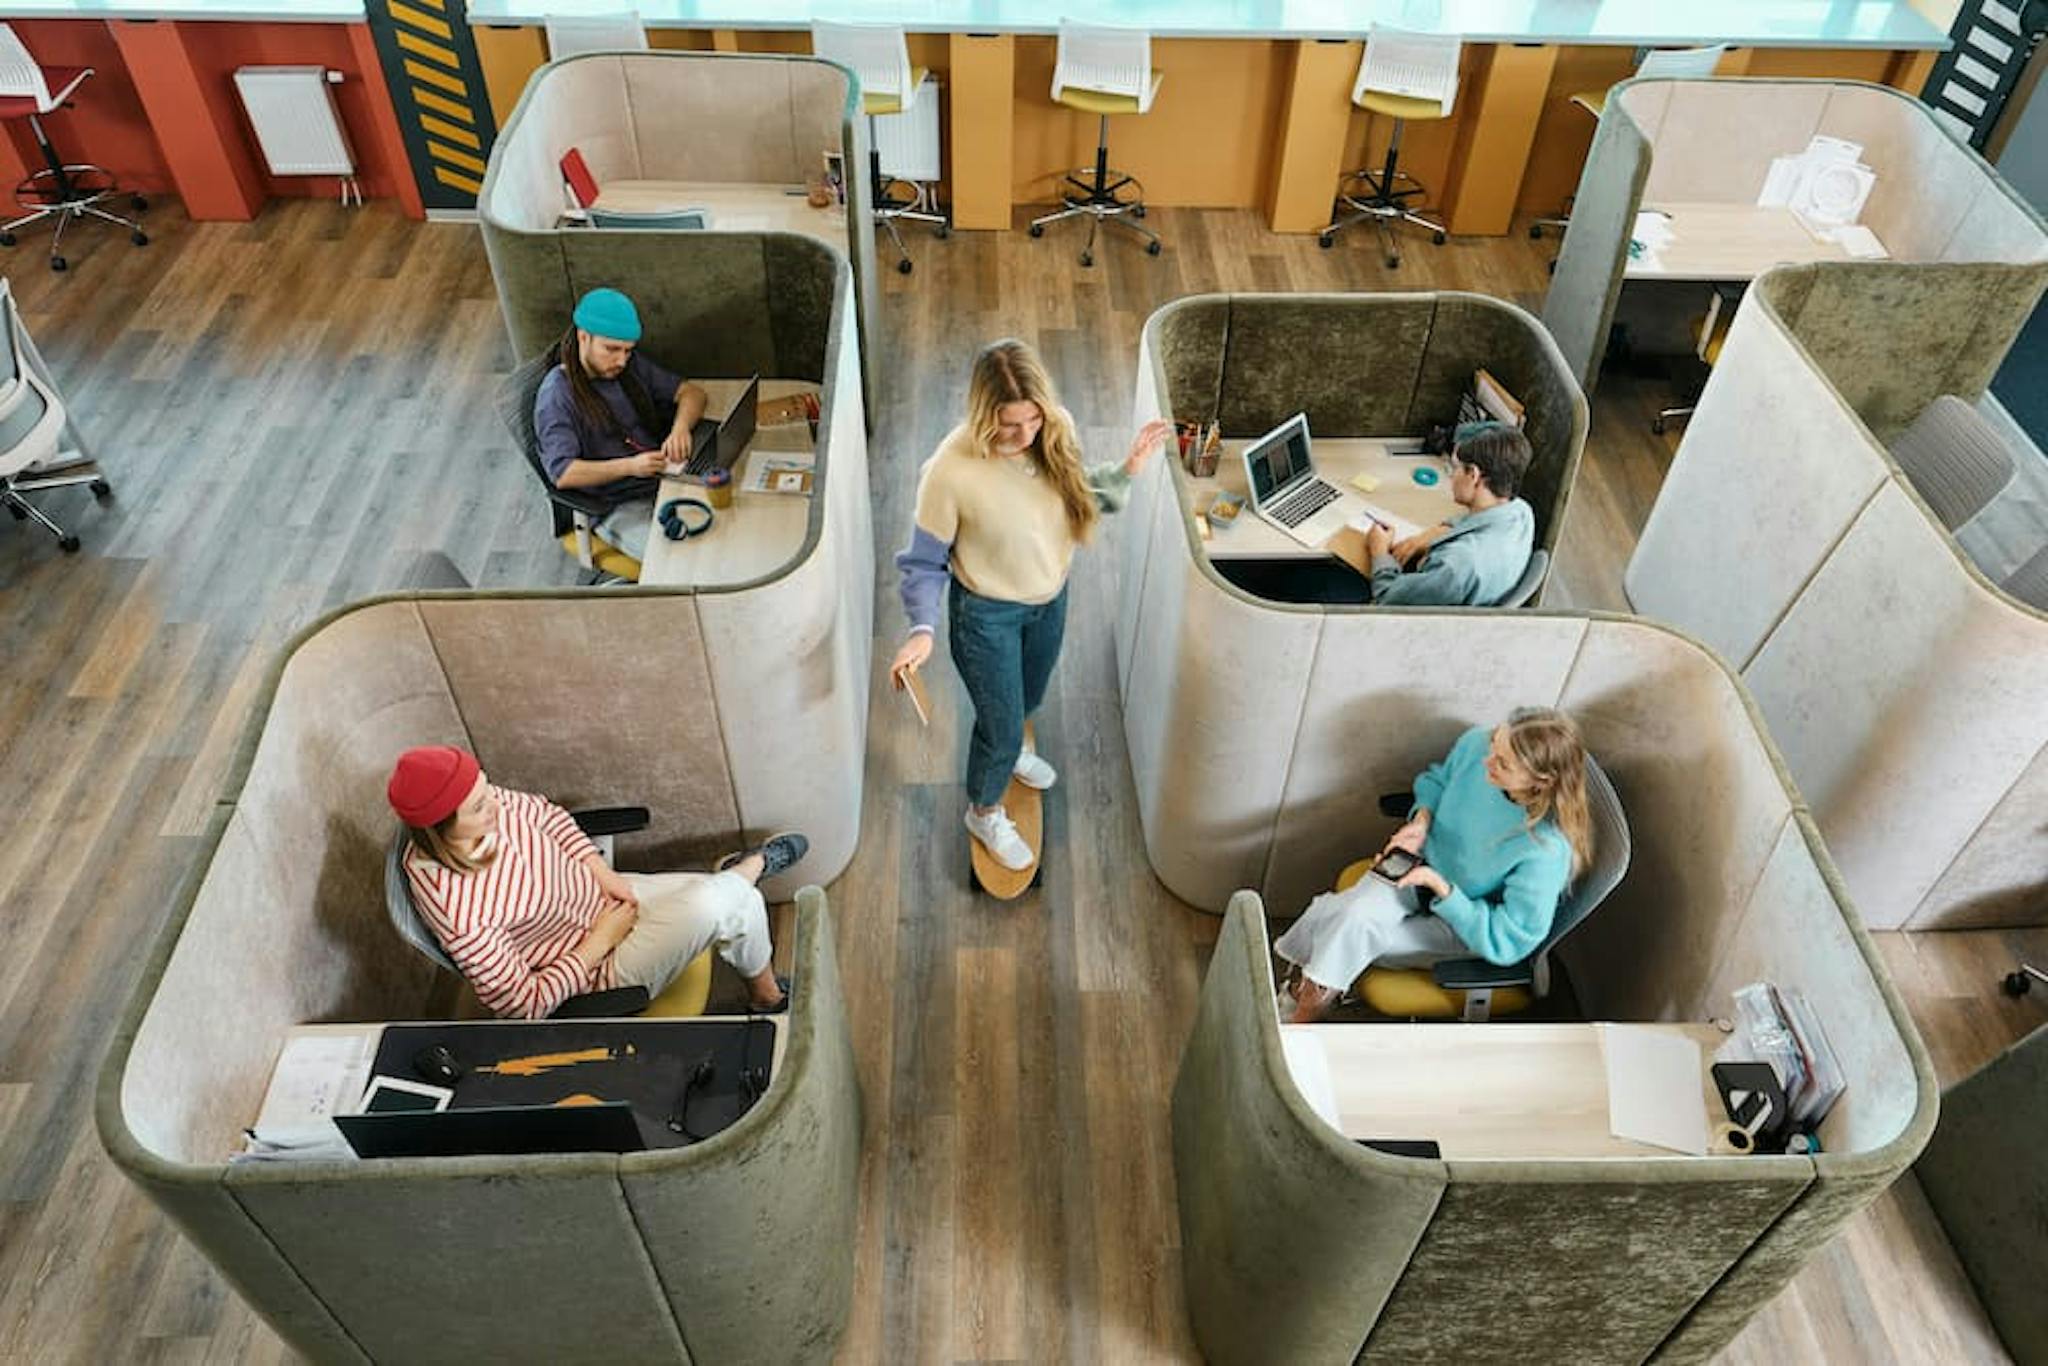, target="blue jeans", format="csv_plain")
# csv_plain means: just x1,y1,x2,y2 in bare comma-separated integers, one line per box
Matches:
948,583,1068,807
